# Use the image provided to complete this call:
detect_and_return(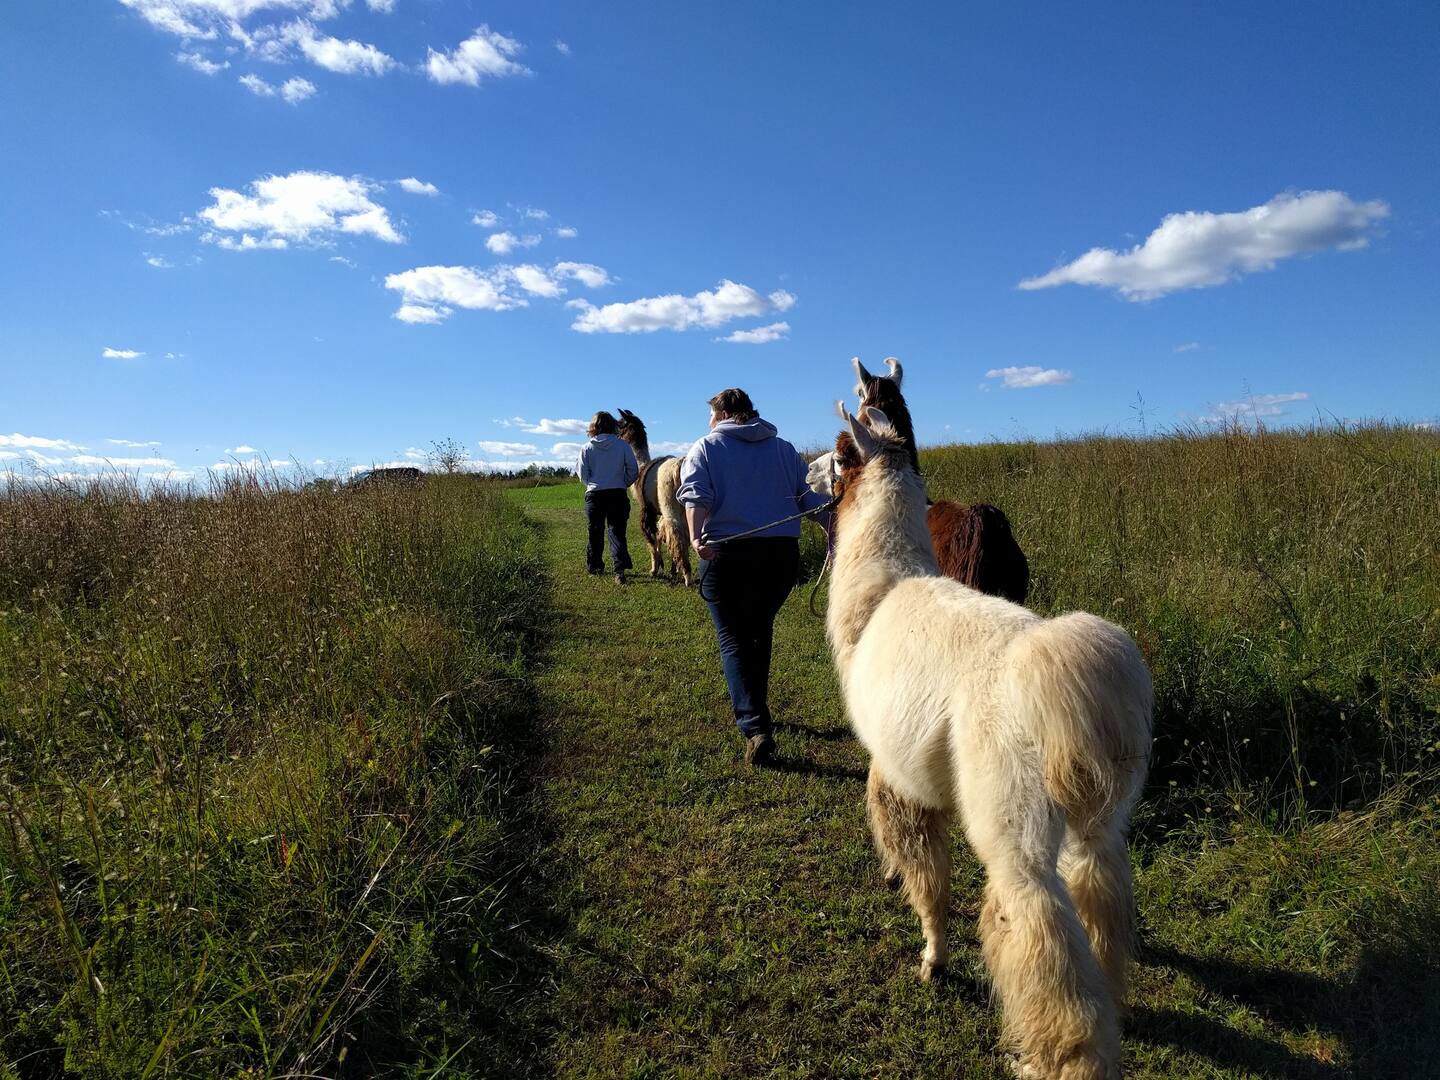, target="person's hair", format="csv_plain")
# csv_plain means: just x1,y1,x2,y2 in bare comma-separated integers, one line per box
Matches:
588,410,619,437
707,388,757,423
